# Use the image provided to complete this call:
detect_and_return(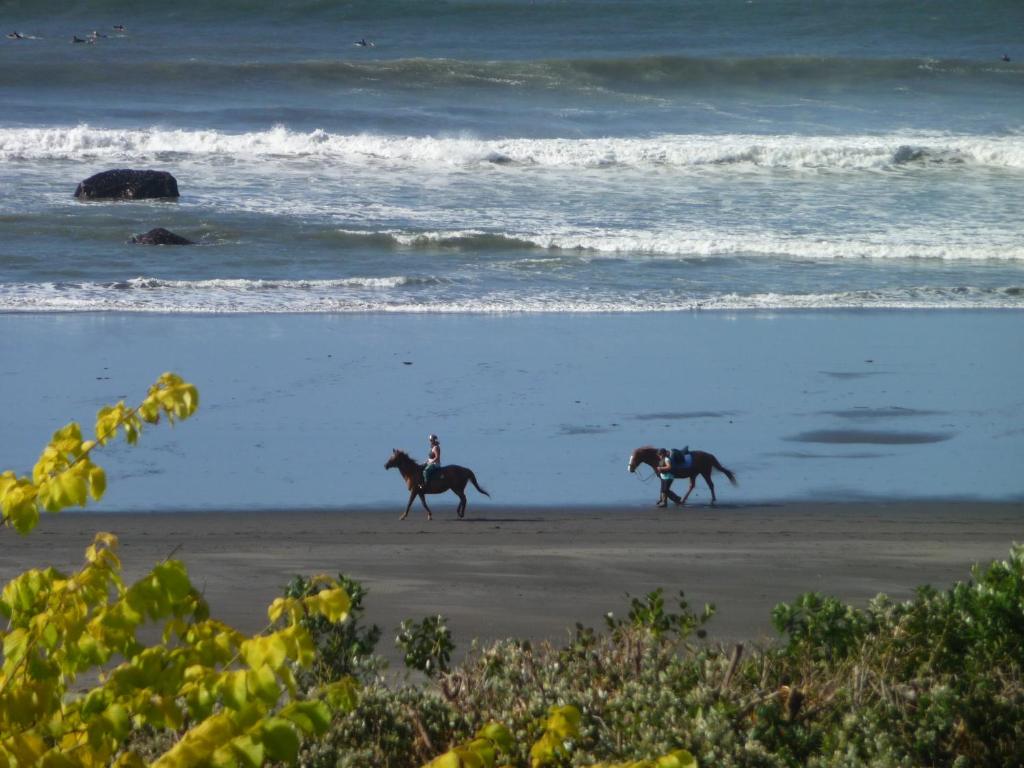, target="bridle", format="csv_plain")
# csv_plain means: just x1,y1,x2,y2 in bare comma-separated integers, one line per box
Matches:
628,453,657,483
